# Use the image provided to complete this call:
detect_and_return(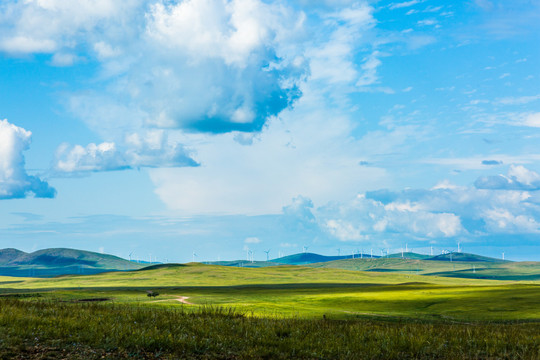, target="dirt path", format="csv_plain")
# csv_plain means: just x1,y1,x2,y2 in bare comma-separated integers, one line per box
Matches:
174,296,193,305
151,296,194,305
